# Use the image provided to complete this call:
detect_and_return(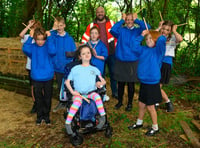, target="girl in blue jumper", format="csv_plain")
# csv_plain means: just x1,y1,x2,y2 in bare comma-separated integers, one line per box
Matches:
51,17,77,112
87,26,108,76
156,21,183,112
128,30,166,136
110,13,150,111
87,26,109,101
23,27,56,125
